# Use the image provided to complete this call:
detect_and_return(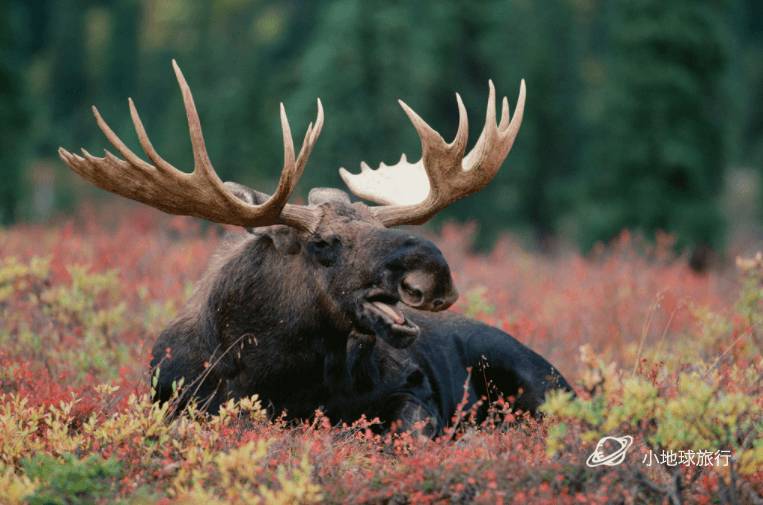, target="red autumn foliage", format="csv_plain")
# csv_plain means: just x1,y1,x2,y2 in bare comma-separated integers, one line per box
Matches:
0,203,759,504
